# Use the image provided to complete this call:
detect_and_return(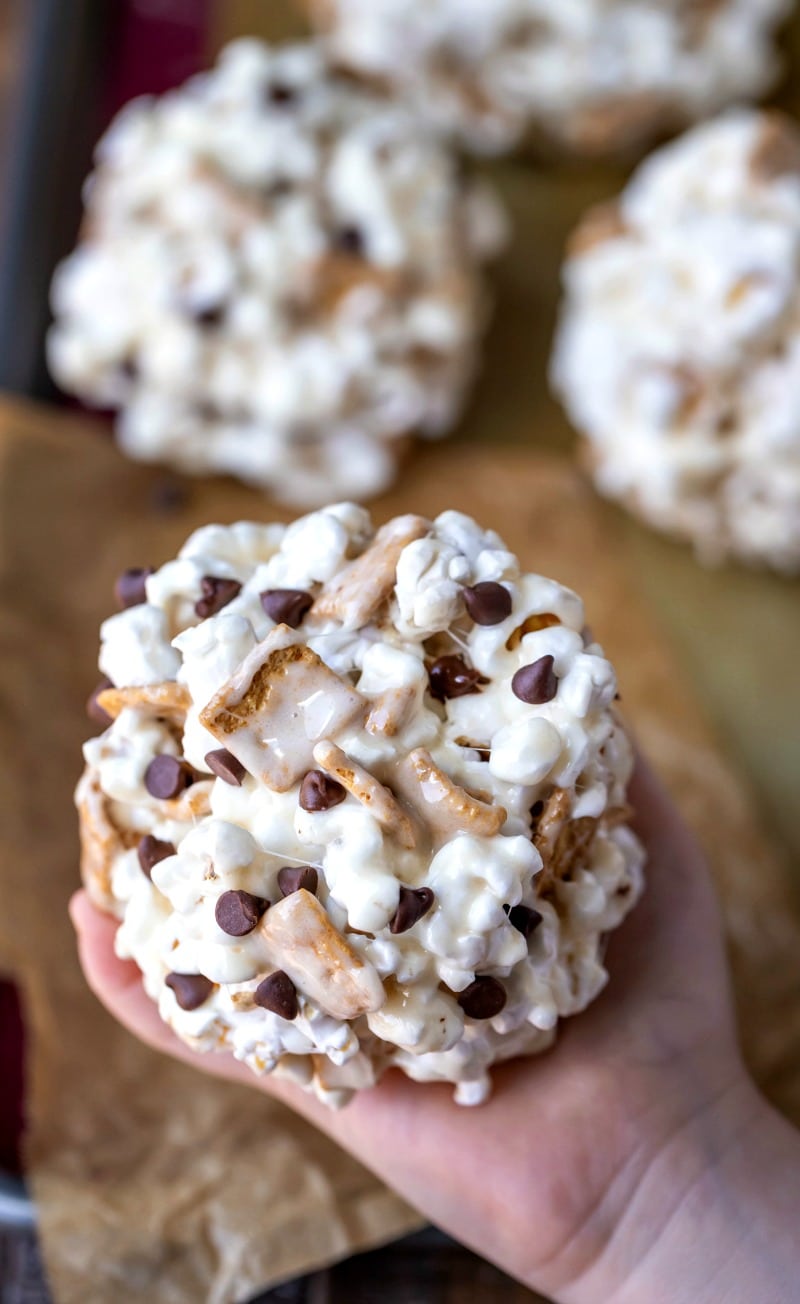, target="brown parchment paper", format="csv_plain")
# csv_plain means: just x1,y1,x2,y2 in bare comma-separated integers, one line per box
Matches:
2,396,800,1304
